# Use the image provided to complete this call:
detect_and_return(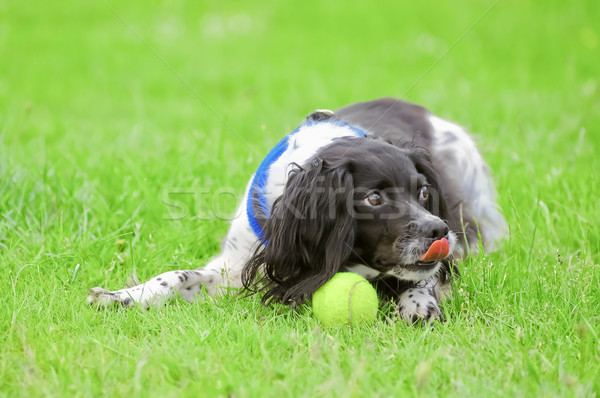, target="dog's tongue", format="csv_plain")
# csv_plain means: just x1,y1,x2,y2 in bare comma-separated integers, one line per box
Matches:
419,237,450,262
